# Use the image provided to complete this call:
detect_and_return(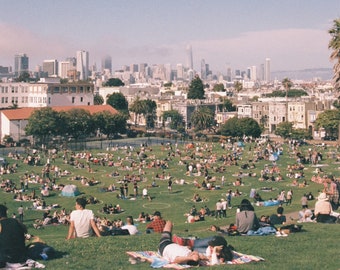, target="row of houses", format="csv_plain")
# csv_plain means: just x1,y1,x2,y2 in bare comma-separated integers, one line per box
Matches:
0,80,336,142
